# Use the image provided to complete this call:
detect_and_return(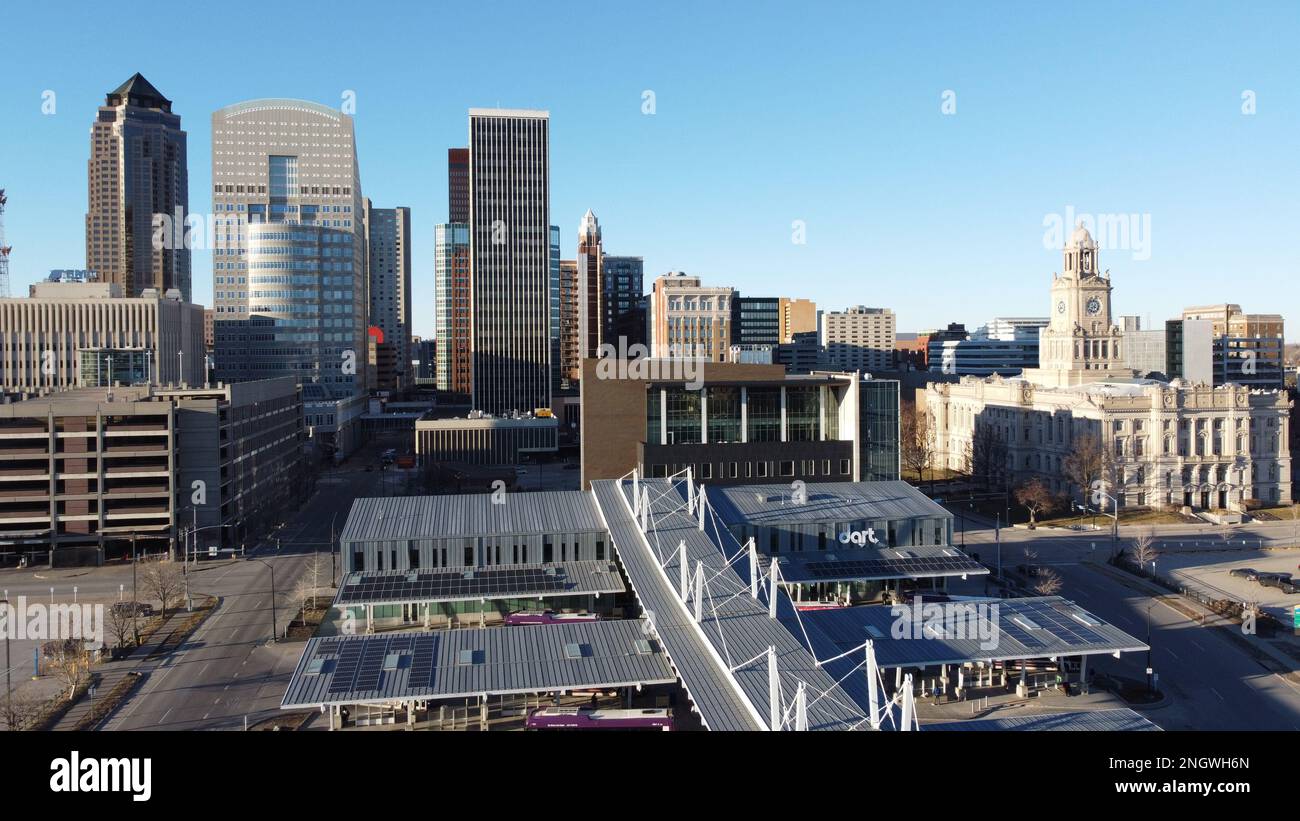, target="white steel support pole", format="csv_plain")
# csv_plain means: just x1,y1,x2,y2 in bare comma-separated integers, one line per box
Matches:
679,541,689,602
795,681,808,732
748,538,759,599
687,468,695,513
901,673,915,731
693,561,704,623
768,559,779,619
697,486,707,531
640,487,649,531
768,646,780,731
631,469,639,512
866,640,880,730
